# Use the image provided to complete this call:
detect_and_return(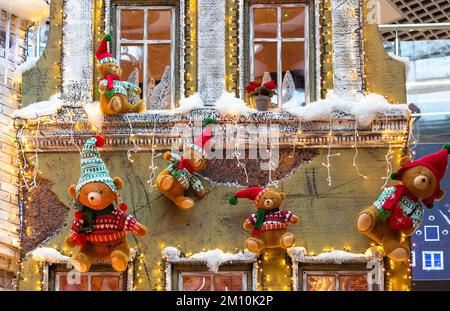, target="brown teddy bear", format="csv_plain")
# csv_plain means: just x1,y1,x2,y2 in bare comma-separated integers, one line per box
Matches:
357,145,449,261
96,34,146,115
229,187,299,253
156,123,214,209
65,136,148,272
